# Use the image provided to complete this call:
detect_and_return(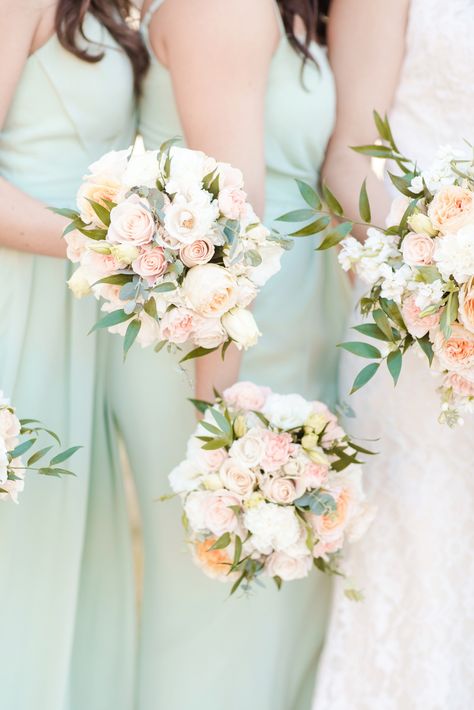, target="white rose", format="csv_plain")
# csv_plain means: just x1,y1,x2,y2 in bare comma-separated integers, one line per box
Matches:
184,491,213,531
216,161,244,190
122,150,159,189
0,407,20,450
164,192,218,244
67,267,92,298
219,459,256,497
262,393,312,430
201,489,241,536
261,475,298,505
265,551,312,581
165,146,214,196
108,195,155,246
244,502,302,553
222,308,260,350
235,277,258,307
87,148,130,181
65,231,89,263
136,312,161,348
187,434,228,472
182,264,237,318
229,427,266,468
169,460,202,493
246,244,284,287
192,316,227,349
